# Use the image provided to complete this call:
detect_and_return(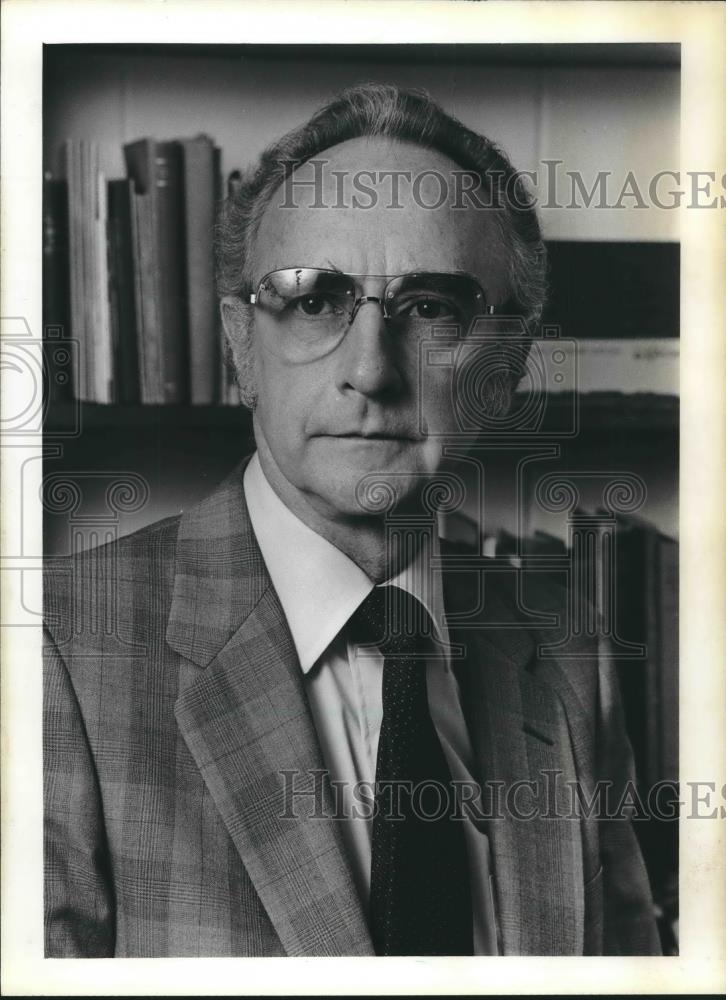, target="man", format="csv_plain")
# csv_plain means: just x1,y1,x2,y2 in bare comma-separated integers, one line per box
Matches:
44,83,660,956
